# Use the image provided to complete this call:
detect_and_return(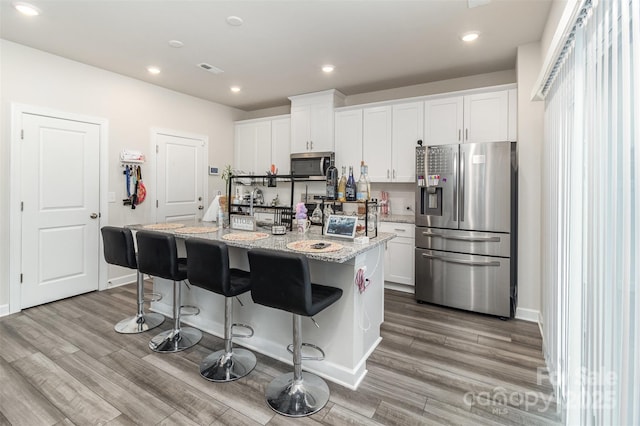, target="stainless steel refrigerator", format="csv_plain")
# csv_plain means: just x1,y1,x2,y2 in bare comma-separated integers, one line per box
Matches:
414,141,517,317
